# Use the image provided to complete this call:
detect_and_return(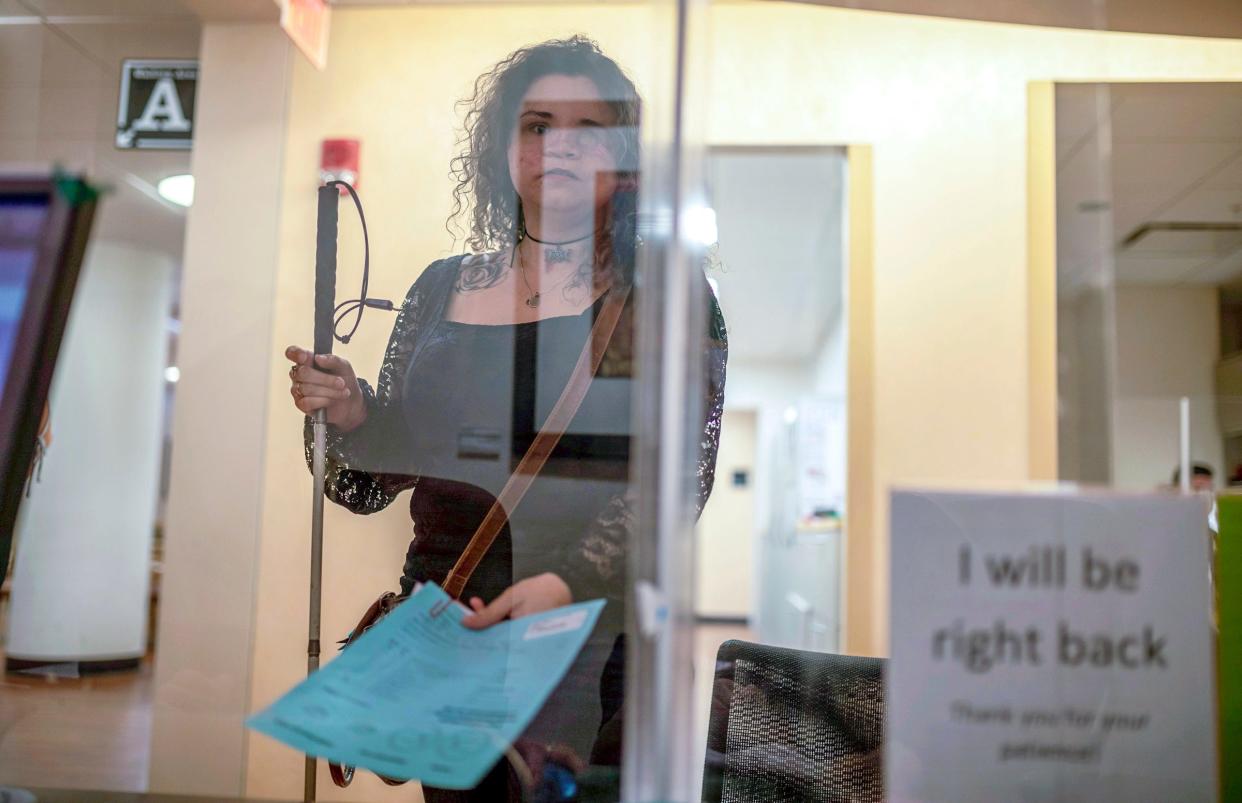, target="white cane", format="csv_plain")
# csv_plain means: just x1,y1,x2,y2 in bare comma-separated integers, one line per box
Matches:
304,184,339,803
